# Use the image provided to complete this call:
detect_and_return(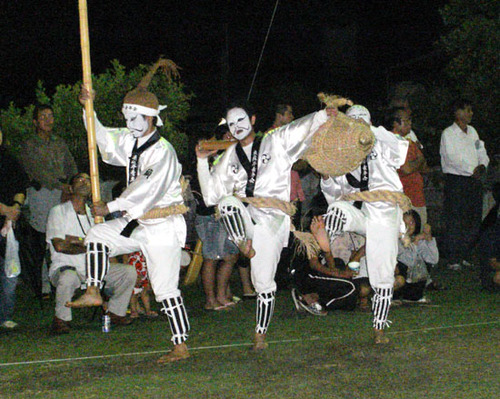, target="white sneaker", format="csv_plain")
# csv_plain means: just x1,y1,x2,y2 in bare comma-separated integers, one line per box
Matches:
461,260,473,267
298,300,328,317
1,320,18,329
448,263,462,271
